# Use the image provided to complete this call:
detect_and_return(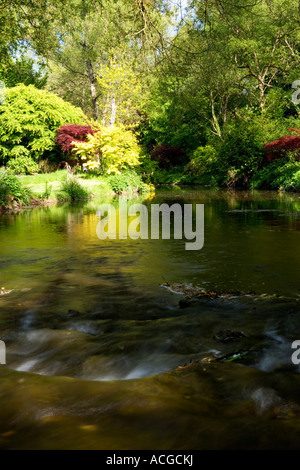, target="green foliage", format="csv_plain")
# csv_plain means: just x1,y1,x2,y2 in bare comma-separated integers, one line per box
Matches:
139,156,159,184
179,114,300,188
46,0,168,120
0,169,31,207
41,182,52,199
0,84,85,165
185,145,218,177
215,116,269,186
73,125,141,175
0,56,48,88
107,170,152,194
7,155,39,175
61,177,90,200
215,113,300,187
143,167,195,186
140,76,206,153
97,53,147,128
252,159,300,191
138,0,300,177
3,0,300,190
107,174,131,194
